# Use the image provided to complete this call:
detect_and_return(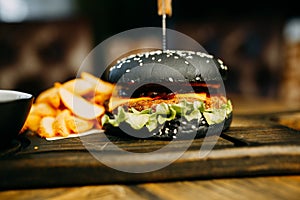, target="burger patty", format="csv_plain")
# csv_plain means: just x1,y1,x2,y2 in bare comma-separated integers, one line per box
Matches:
127,95,228,112
205,95,228,110
129,98,179,111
